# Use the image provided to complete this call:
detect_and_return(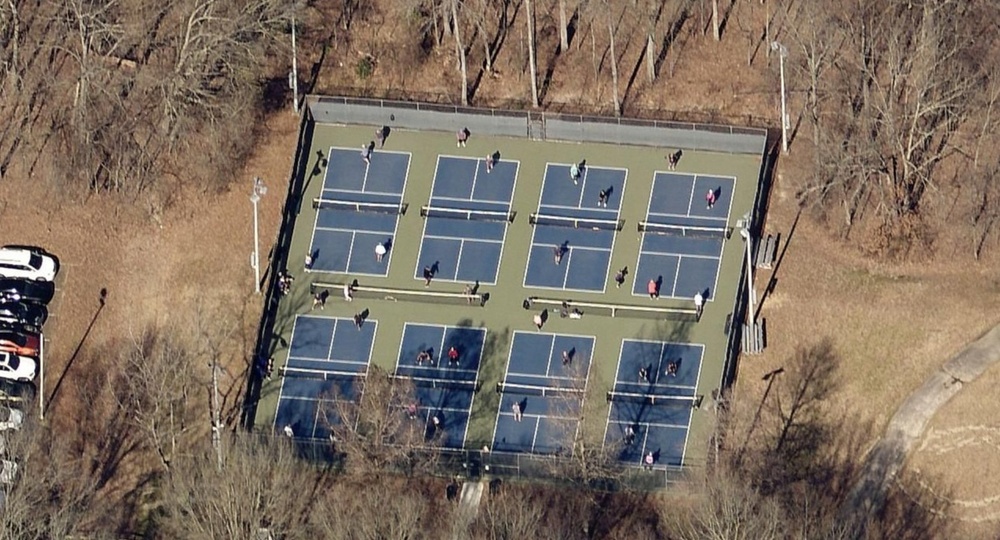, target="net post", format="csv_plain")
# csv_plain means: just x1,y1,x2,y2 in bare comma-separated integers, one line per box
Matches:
606,391,613,403
495,381,503,394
